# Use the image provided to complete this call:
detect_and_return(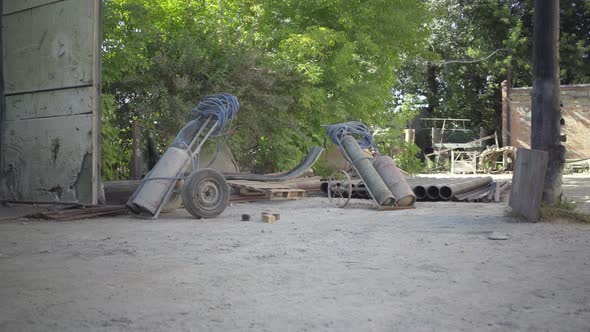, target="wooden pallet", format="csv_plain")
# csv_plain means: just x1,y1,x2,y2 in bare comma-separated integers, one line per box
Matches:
228,180,306,201
228,180,294,192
